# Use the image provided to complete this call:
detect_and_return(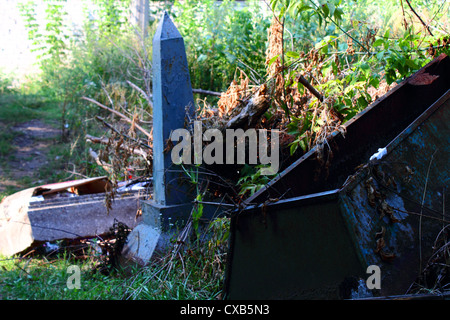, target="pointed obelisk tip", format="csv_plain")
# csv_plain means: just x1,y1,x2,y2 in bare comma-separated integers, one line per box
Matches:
154,11,182,41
